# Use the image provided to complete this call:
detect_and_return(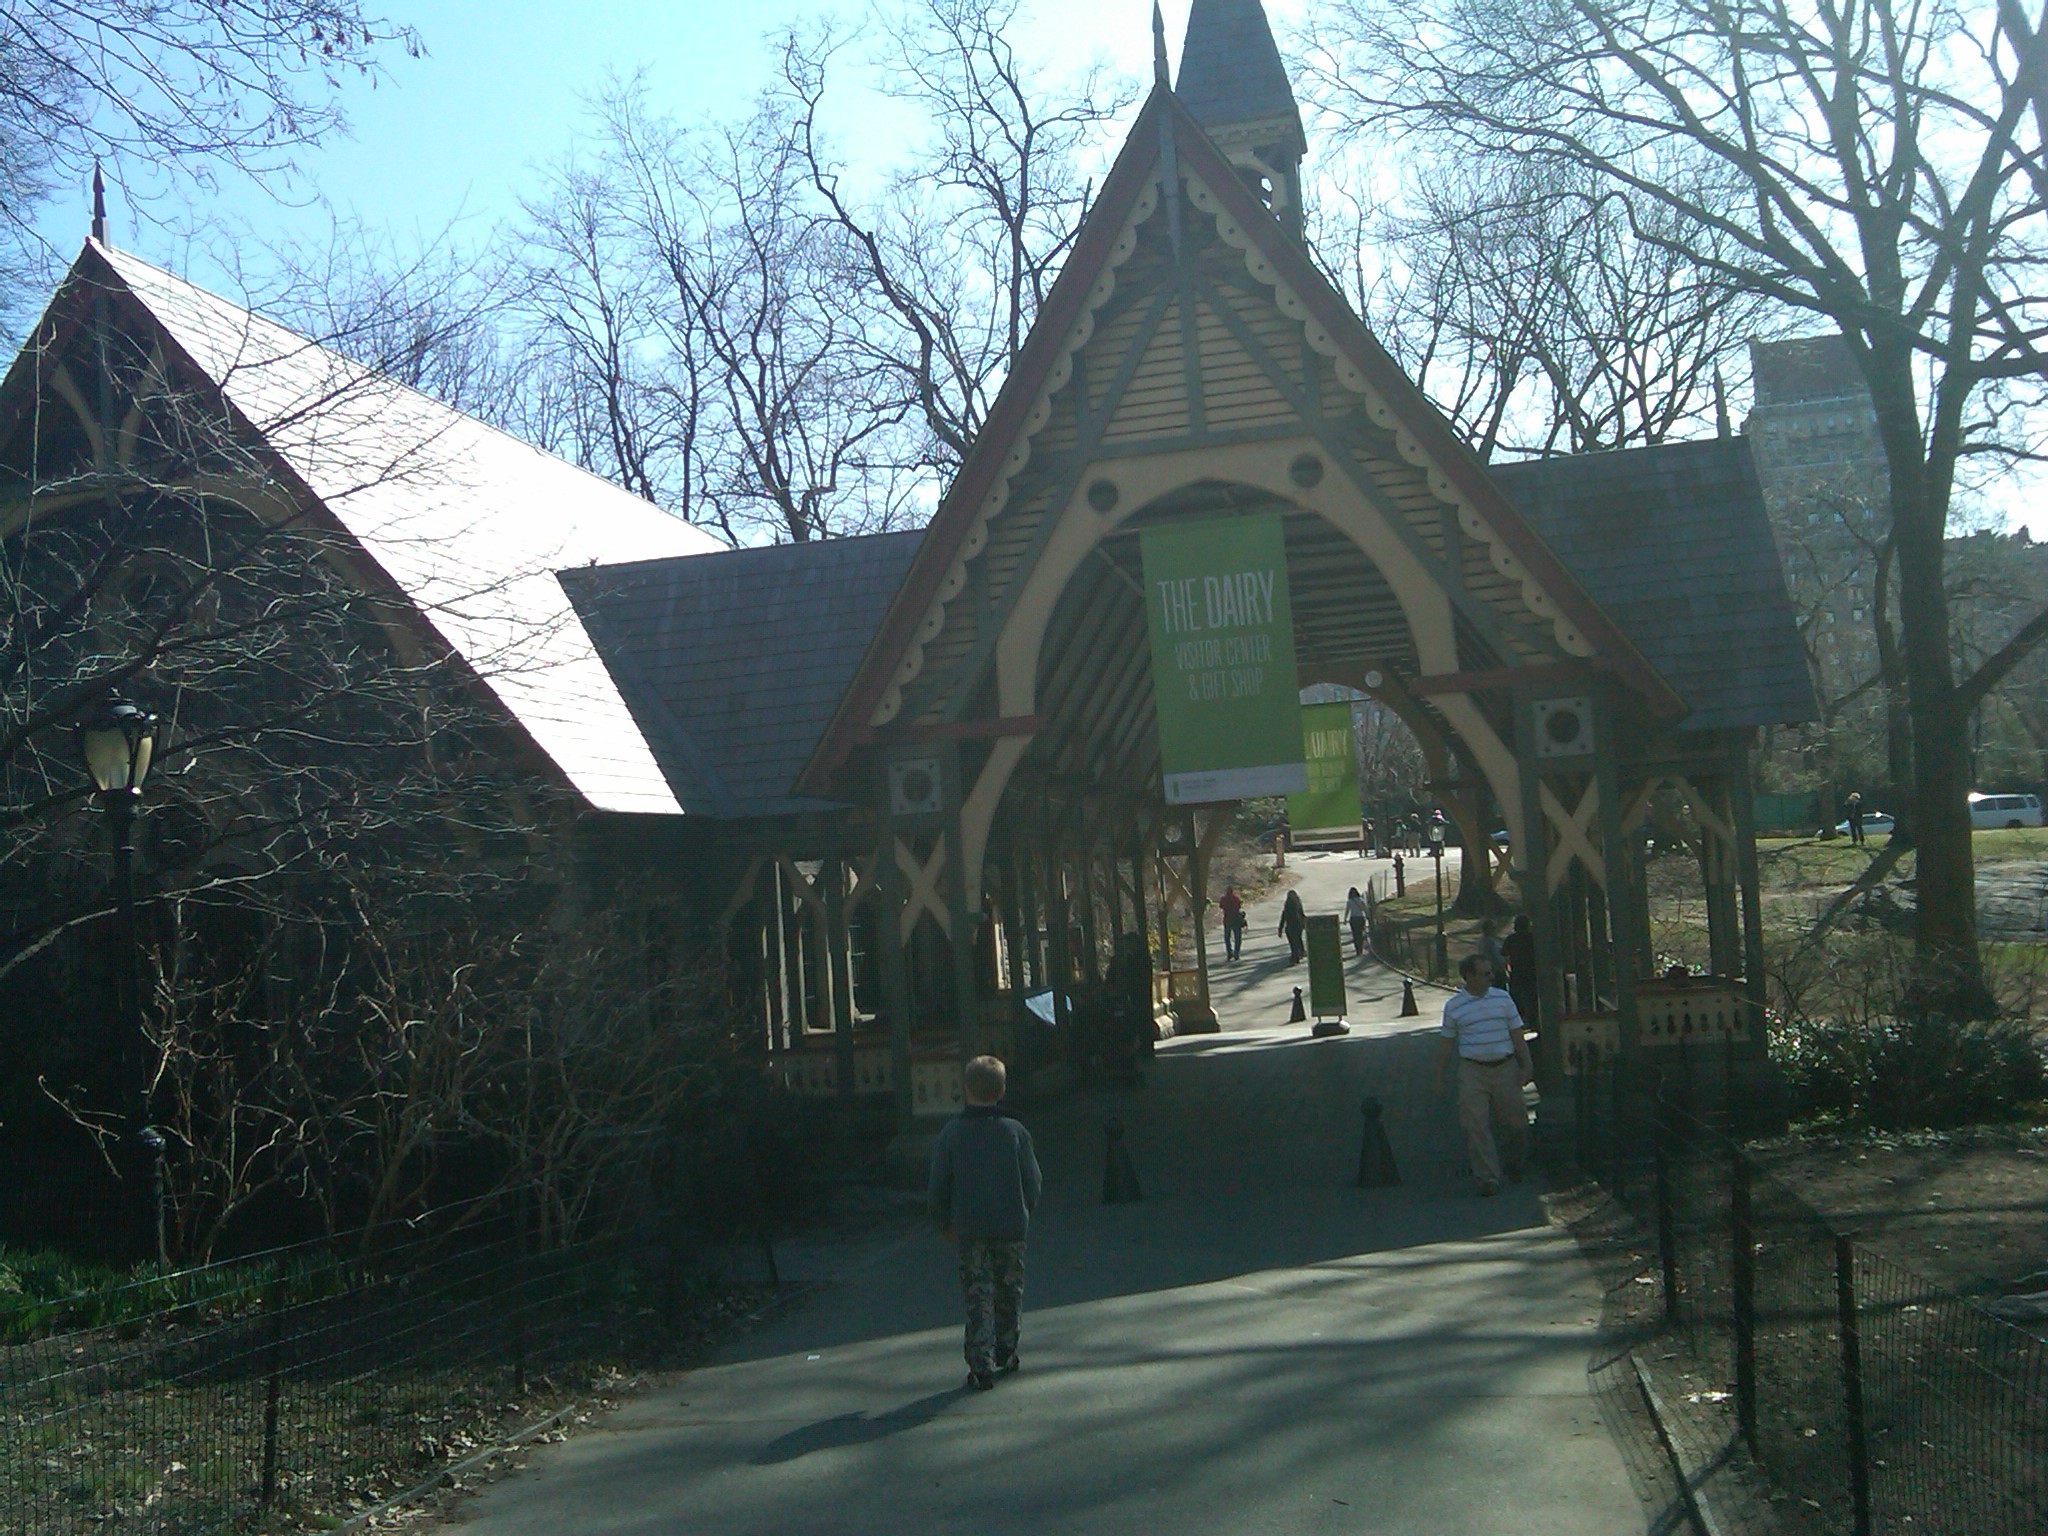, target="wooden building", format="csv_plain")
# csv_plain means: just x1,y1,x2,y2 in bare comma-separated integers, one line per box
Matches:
2,0,1813,1155
568,4,1814,1126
